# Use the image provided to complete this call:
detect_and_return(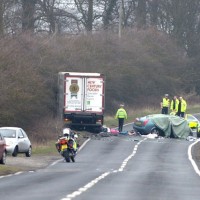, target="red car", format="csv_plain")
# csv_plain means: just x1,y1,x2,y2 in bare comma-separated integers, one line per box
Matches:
0,133,6,164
